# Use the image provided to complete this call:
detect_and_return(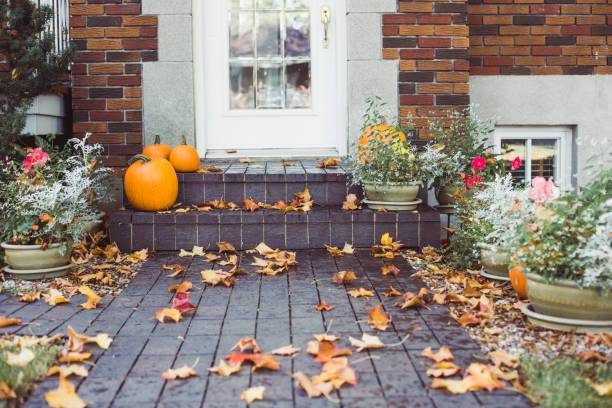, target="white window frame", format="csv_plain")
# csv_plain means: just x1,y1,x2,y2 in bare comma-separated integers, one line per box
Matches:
493,126,573,191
